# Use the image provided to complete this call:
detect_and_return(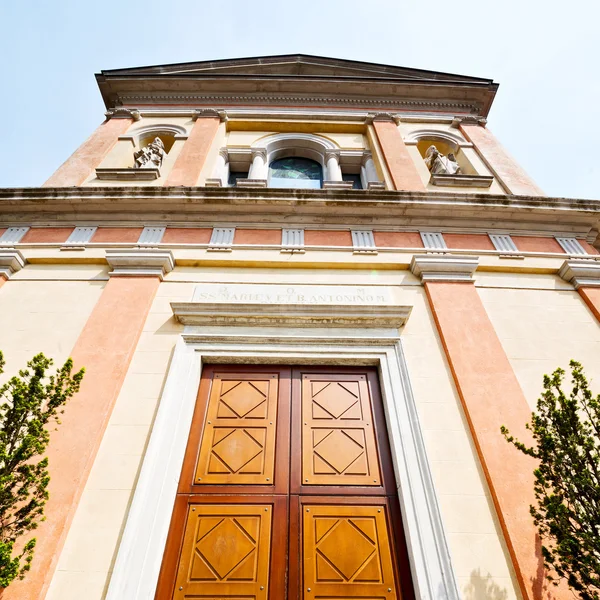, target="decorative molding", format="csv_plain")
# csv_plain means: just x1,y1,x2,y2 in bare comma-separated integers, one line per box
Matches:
120,94,479,113
451,115,487,127
555,237,587,255
351,230,377,254
367,181,386,190
105,249,174,279
420,232,447,250
410,254,479,283
366,112,397,124
204,178,223,188
95,168,160,181
138,226,166,246
324,149,341,162
430,174,494,188
191,108,227,121
105,108,141,121
235,178,268,188
0,249,26,278
171,301,411,328
250,148,268,161
558,259,600,289
323,181,354,190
